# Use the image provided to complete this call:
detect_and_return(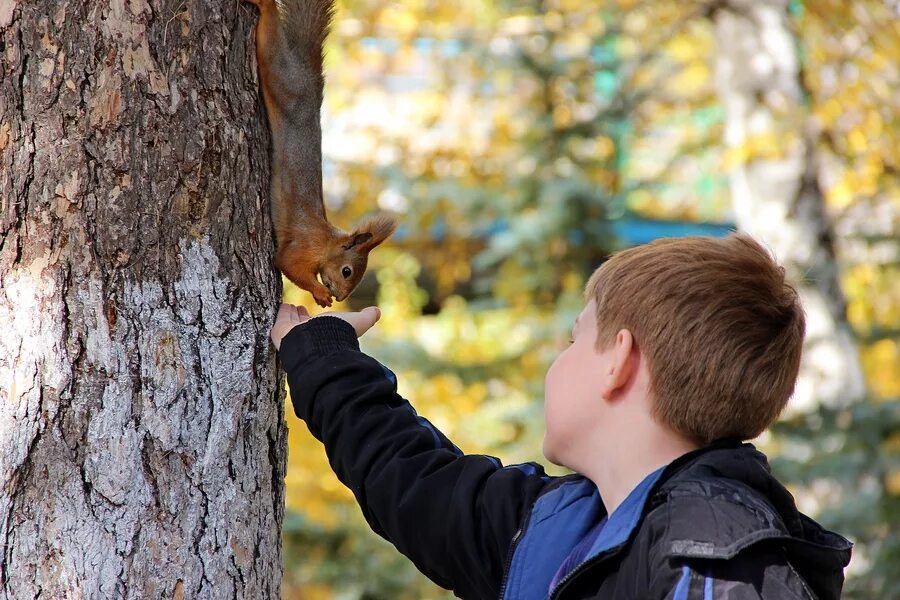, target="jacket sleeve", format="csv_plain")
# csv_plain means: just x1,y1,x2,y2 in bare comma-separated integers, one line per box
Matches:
279,316,552,599
651,547,817,600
